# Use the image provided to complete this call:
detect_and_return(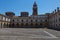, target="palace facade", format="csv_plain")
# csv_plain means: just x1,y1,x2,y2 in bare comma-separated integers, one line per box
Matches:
0,2,60,29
